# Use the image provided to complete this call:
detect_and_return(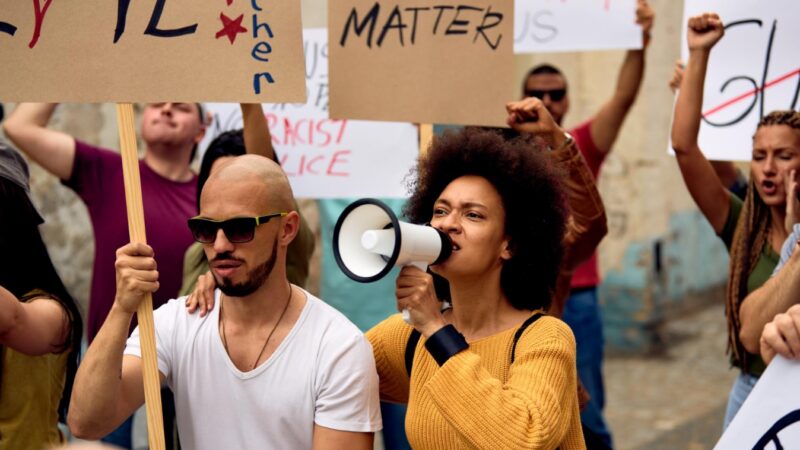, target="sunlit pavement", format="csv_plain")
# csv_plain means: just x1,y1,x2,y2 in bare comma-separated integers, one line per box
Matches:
605,295,737,450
